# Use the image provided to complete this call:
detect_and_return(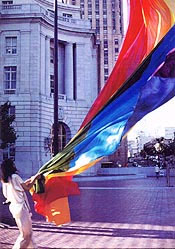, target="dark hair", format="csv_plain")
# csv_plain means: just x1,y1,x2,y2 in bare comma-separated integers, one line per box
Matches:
1,159,17,183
